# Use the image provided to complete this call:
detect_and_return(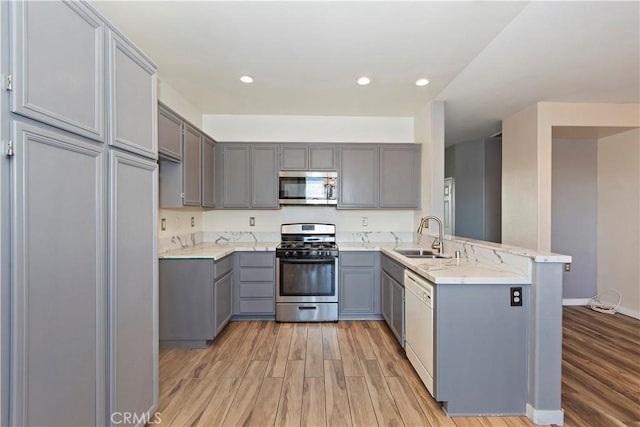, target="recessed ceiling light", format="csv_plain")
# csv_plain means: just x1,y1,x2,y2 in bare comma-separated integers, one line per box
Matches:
240,75,254,84
415,78,430,87
356,76,371,86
